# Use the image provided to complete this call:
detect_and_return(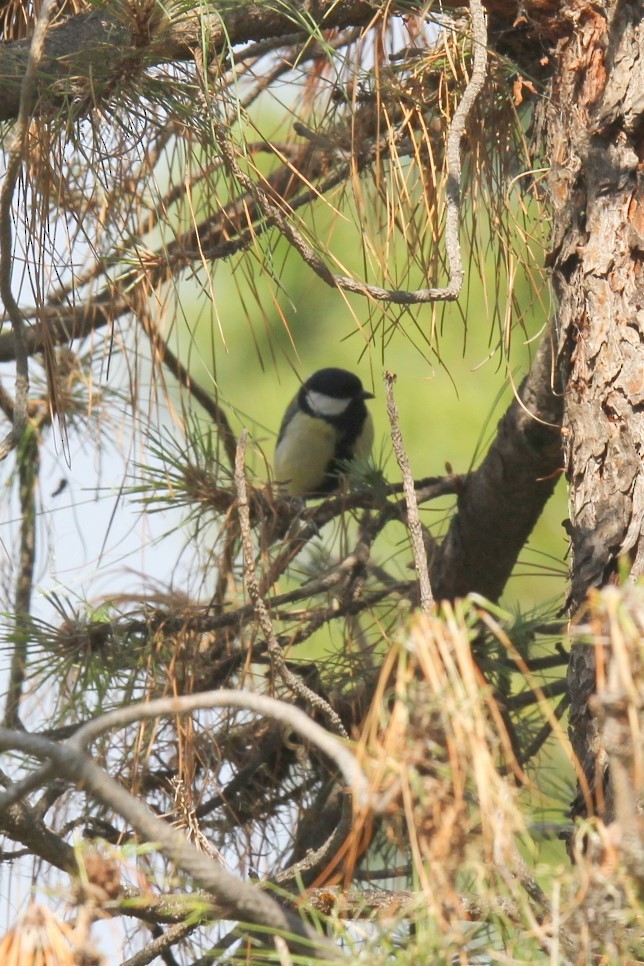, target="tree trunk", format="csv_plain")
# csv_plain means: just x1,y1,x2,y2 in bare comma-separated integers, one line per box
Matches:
541,0,644,816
